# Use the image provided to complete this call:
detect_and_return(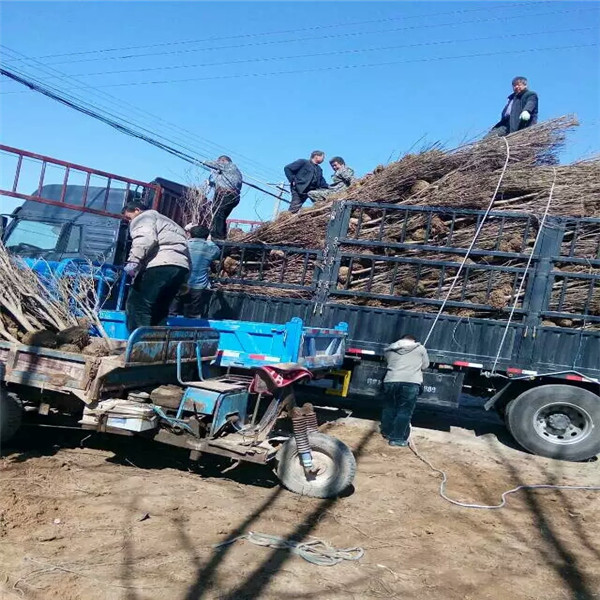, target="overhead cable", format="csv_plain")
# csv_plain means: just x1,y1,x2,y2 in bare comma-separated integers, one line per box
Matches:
27,5,592,66
39,27,593,79
48,42,598,88
3,1,537,61
0,66,286,201
0,45,282,185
